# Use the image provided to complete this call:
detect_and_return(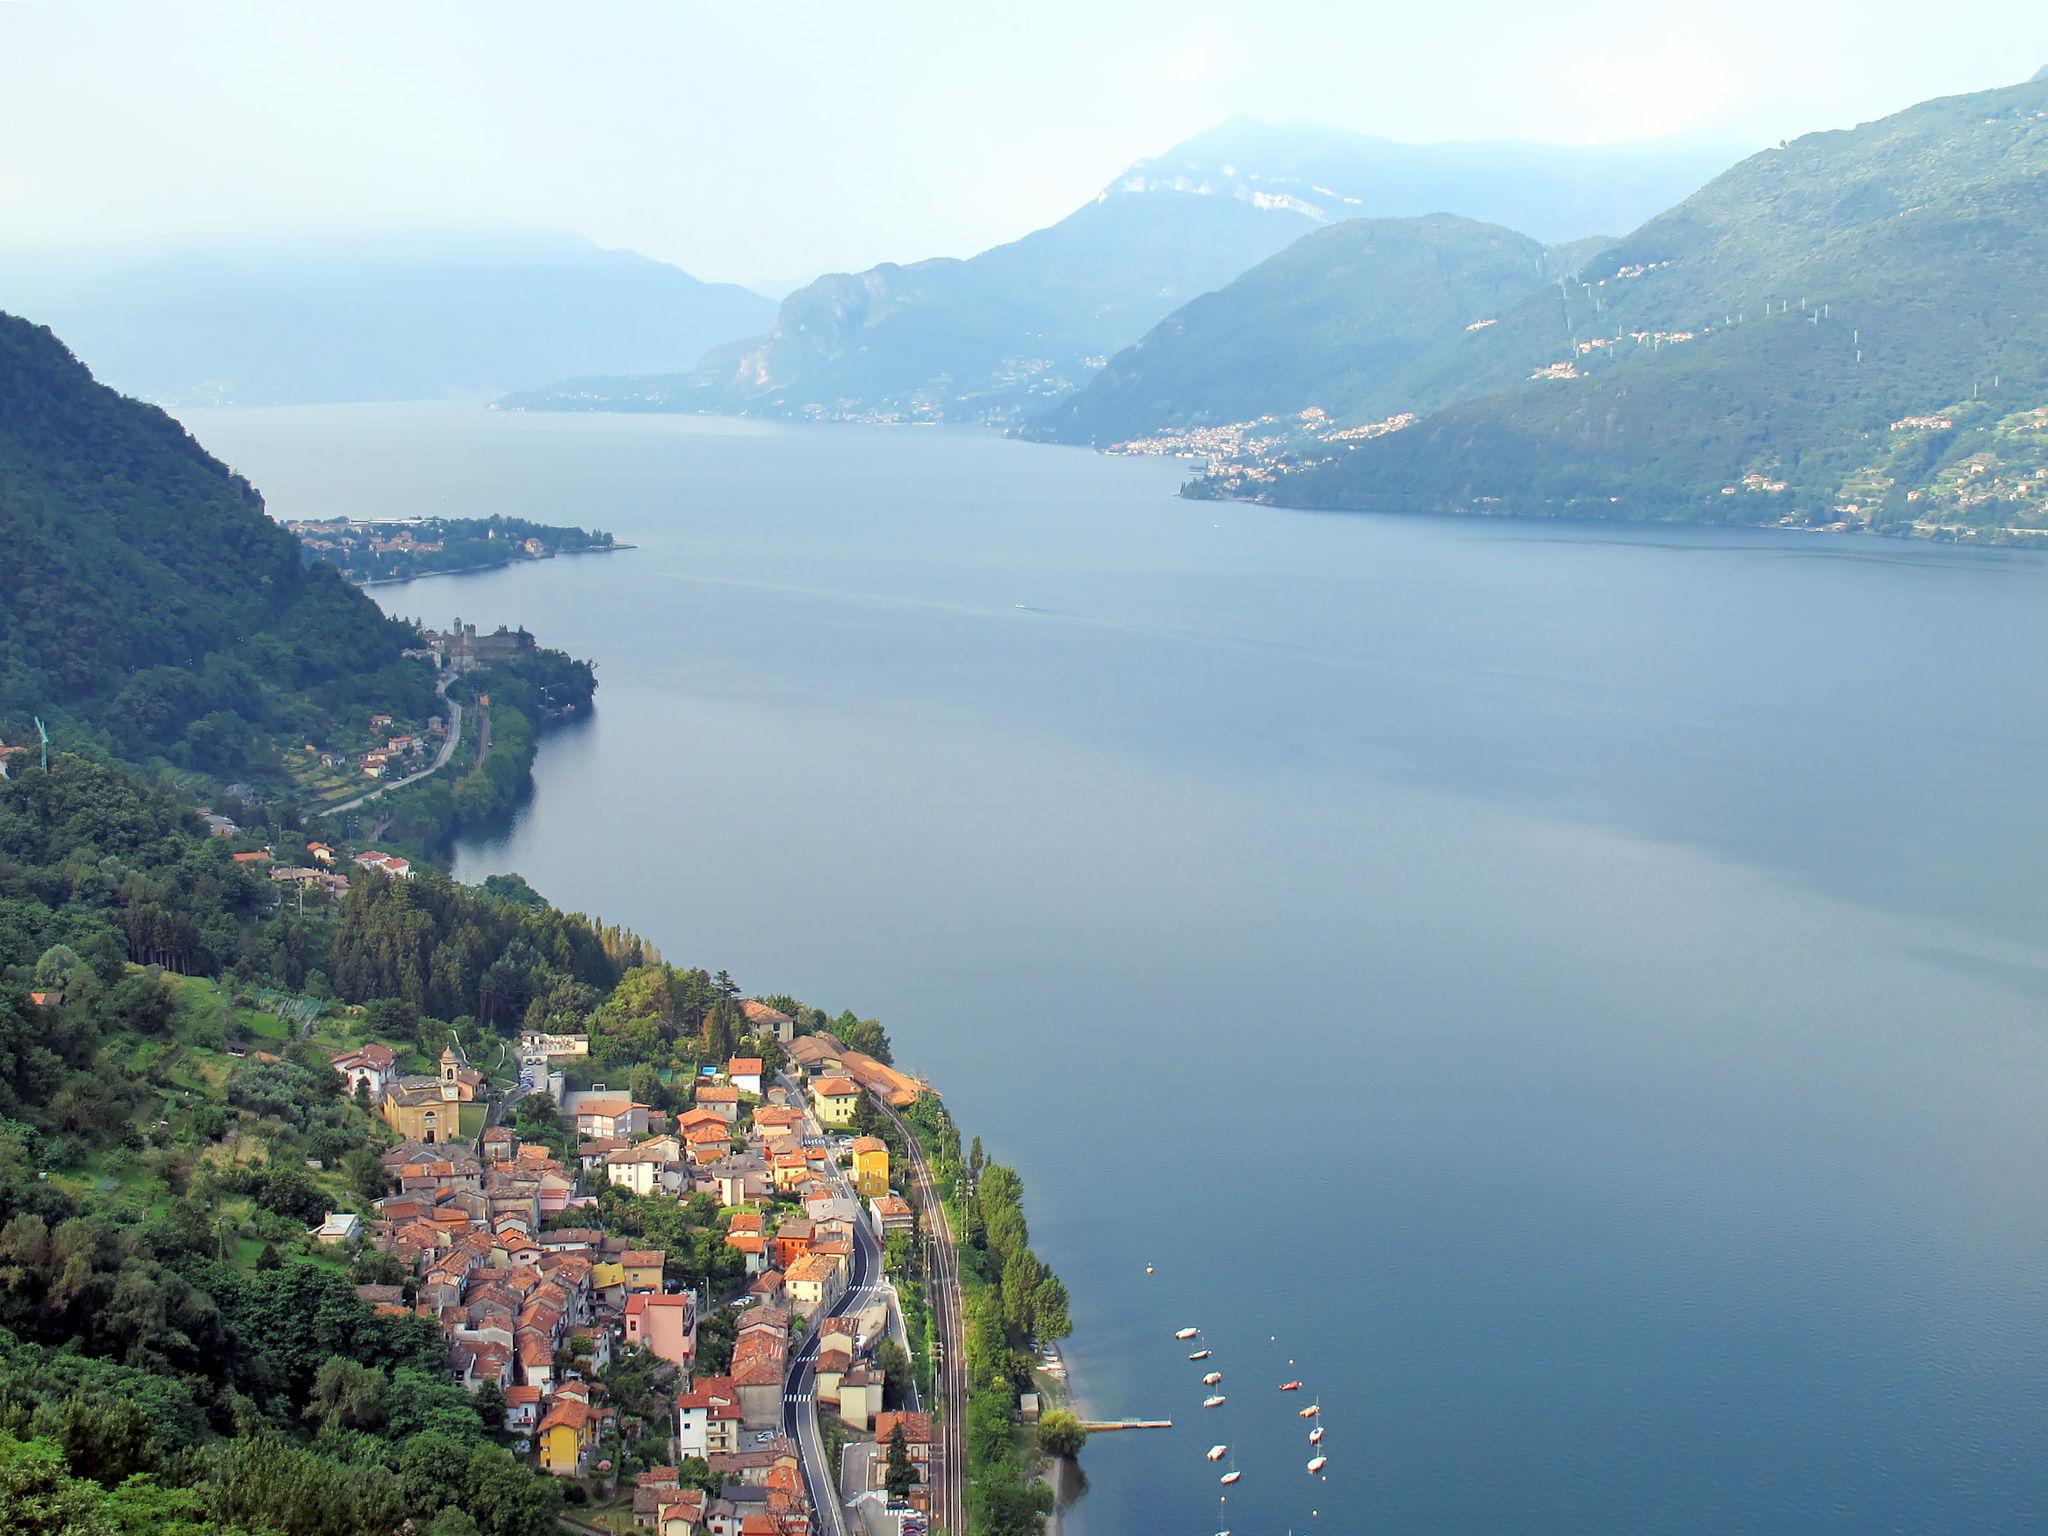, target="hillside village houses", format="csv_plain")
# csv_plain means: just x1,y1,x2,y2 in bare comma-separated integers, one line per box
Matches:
318,1027,933,1531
